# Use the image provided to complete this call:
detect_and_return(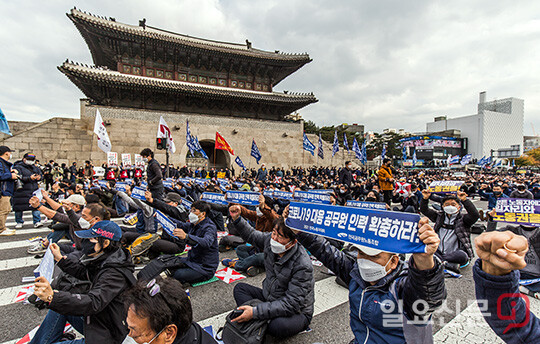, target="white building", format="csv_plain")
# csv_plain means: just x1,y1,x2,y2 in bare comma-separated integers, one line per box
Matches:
426,92,524,159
